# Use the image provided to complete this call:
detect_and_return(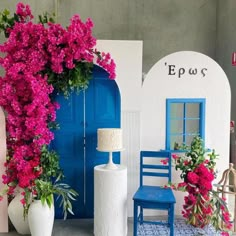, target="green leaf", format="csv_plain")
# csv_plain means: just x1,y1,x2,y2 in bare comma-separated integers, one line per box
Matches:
3,9,10,16
41,196,46,205
67,207,74,215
